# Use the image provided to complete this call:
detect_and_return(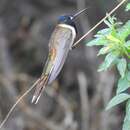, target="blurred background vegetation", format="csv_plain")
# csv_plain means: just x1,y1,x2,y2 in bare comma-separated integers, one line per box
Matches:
0,0,129,130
